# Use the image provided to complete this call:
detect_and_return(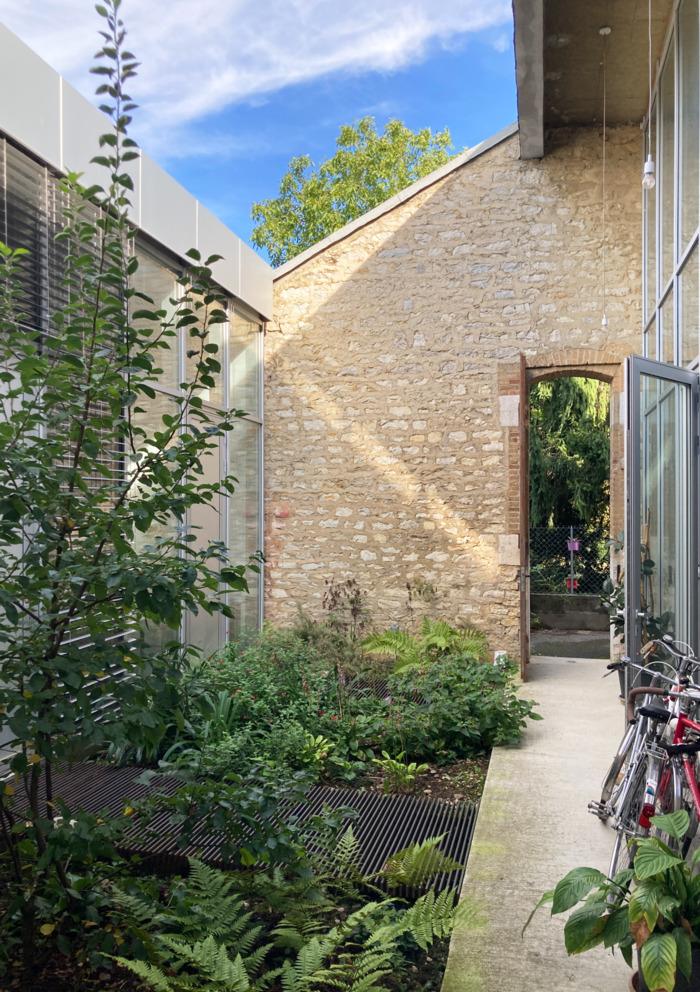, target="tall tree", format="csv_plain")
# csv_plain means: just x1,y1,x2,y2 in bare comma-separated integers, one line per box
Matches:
250,117,455,266
529,377,610,529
